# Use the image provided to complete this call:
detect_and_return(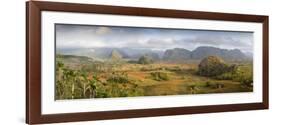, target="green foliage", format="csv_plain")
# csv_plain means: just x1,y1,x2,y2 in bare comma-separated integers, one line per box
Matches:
205,81,211,87
55,61,143,99
215,72,234,80
107,72,130,84
138,55,153,64
215,65,253,86
103,72,144,97
166,66,181,72
100,82,143,98
55,61,101,99
232,65,253,86
150,72,169,81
